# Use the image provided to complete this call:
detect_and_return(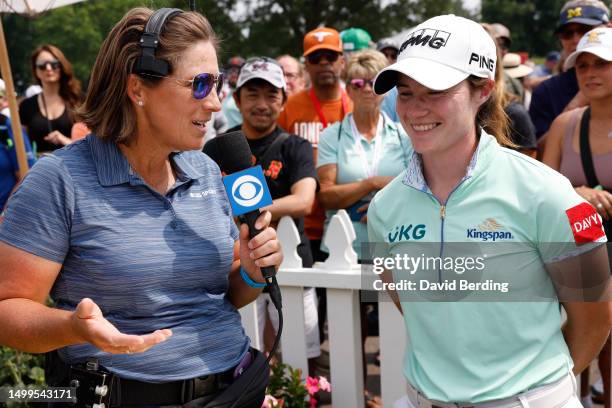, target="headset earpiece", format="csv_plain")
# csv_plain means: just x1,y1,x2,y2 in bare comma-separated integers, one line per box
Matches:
133,8,183,77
